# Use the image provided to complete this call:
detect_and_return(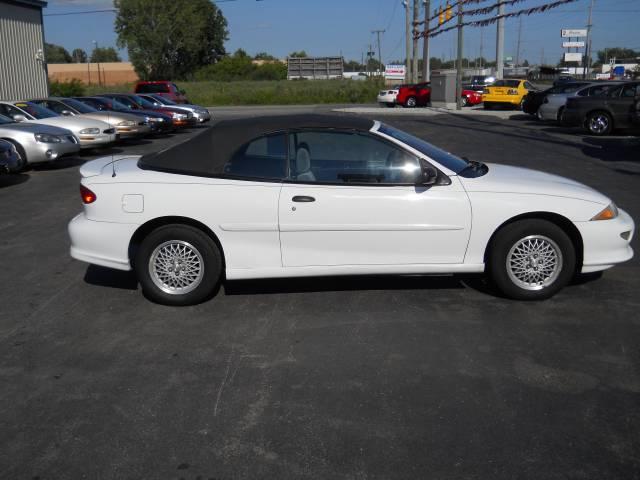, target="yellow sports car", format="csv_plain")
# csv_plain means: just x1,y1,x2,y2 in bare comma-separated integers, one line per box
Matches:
483,79,537,110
